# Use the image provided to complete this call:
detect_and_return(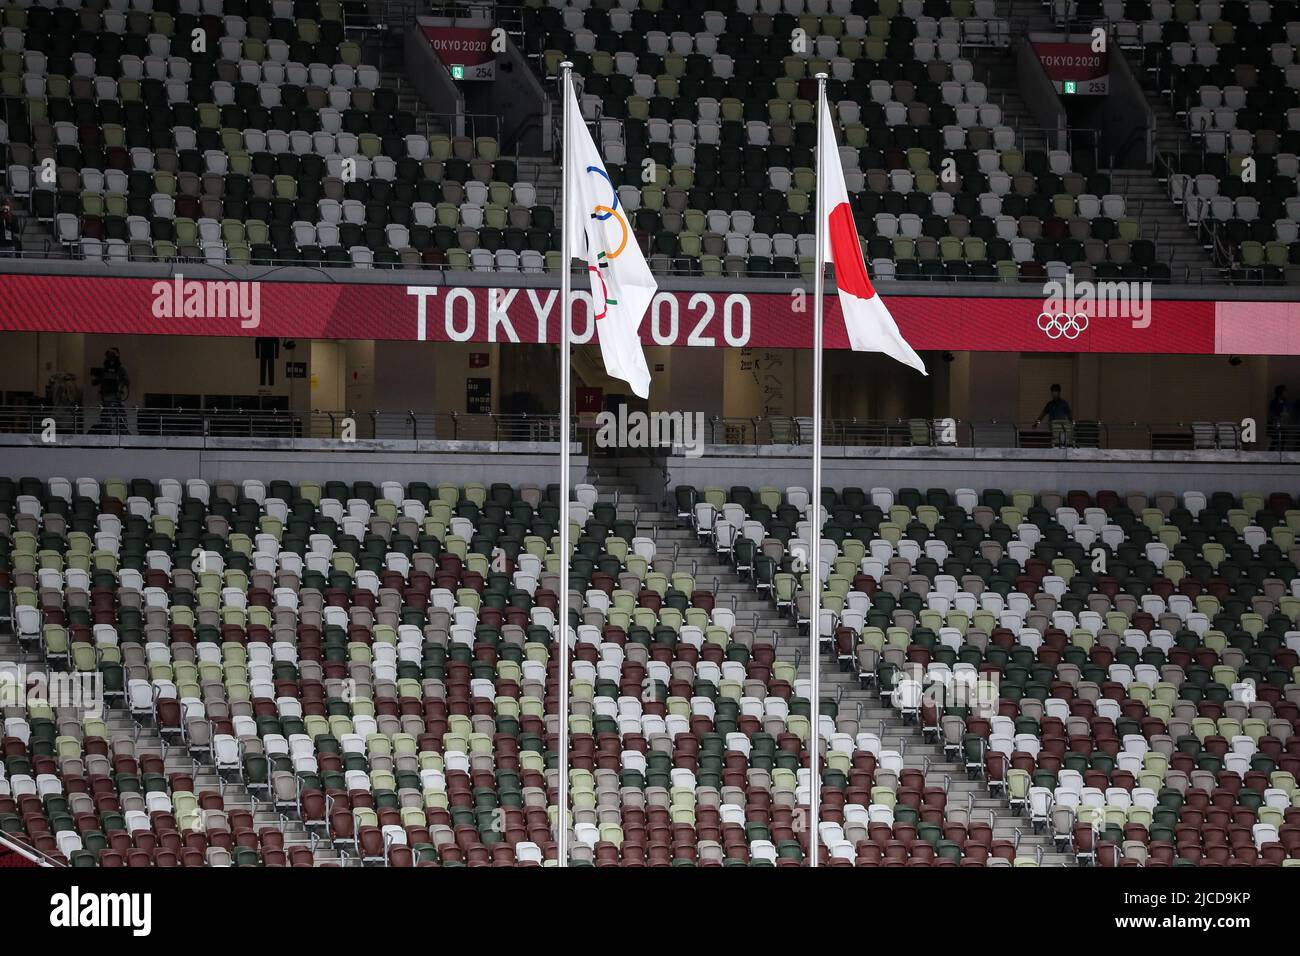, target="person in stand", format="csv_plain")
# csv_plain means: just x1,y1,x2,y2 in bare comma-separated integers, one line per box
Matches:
0,196,16,255
1034,383,1074,447
1267,384,1291,450
1293,392,1300,451
95,348,130,435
